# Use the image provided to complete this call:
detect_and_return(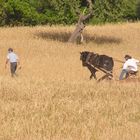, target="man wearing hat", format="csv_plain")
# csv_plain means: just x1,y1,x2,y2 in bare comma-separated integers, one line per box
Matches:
5,48,20,77
119,55,139,80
